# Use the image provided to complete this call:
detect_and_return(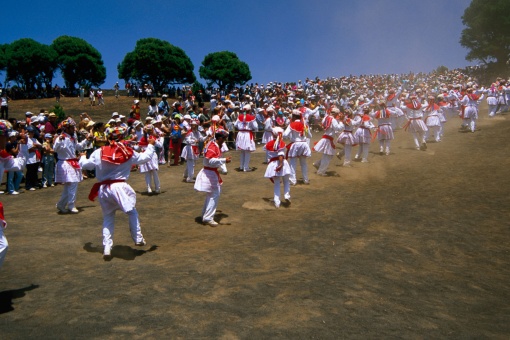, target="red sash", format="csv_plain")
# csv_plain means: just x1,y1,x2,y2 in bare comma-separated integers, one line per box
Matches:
322,135,335,149
285,142,295,159
0,202,6,228
66,158,81,169
0,150,12,159
89,179,126,201
204,166,223,184
192,145,199,157
268,156,282,183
